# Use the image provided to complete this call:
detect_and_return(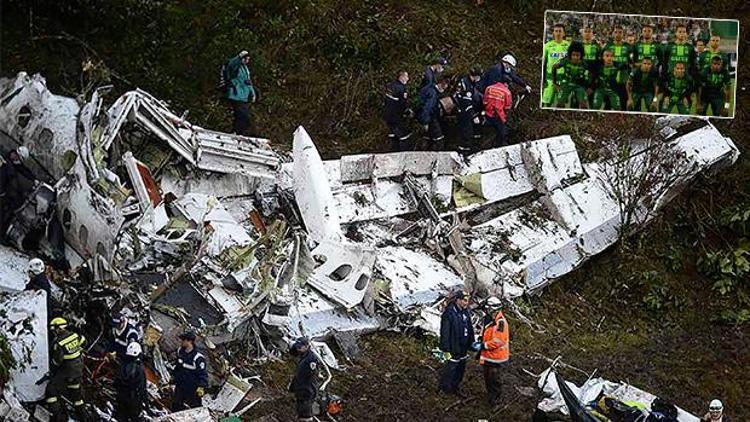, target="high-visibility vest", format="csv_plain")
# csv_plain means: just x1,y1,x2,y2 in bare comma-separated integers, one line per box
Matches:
58,333,86,361
479,311,509,365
